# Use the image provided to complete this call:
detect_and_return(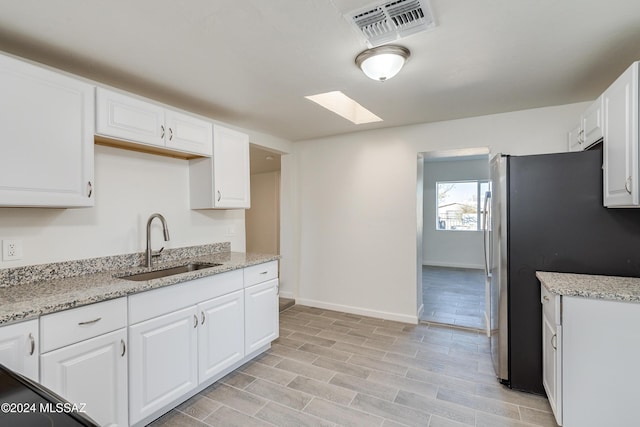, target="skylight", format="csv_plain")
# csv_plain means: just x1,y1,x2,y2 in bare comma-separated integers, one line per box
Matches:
305,91,382,124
